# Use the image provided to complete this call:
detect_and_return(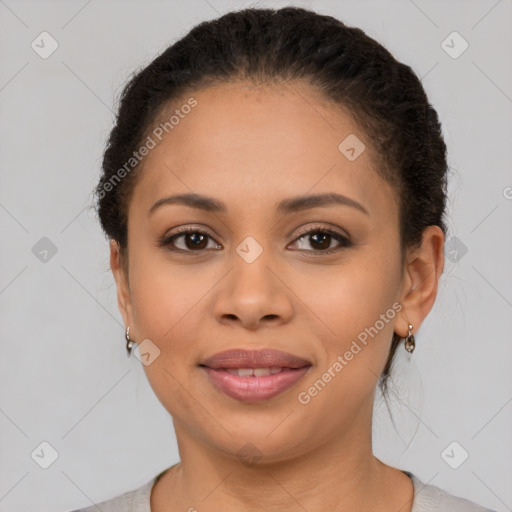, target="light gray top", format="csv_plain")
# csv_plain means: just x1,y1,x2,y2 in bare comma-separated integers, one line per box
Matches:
71,469,497,511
